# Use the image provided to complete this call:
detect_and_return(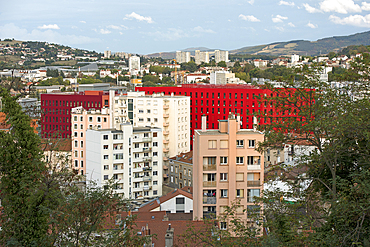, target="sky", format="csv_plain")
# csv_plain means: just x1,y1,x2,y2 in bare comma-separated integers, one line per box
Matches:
1,0,370,54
